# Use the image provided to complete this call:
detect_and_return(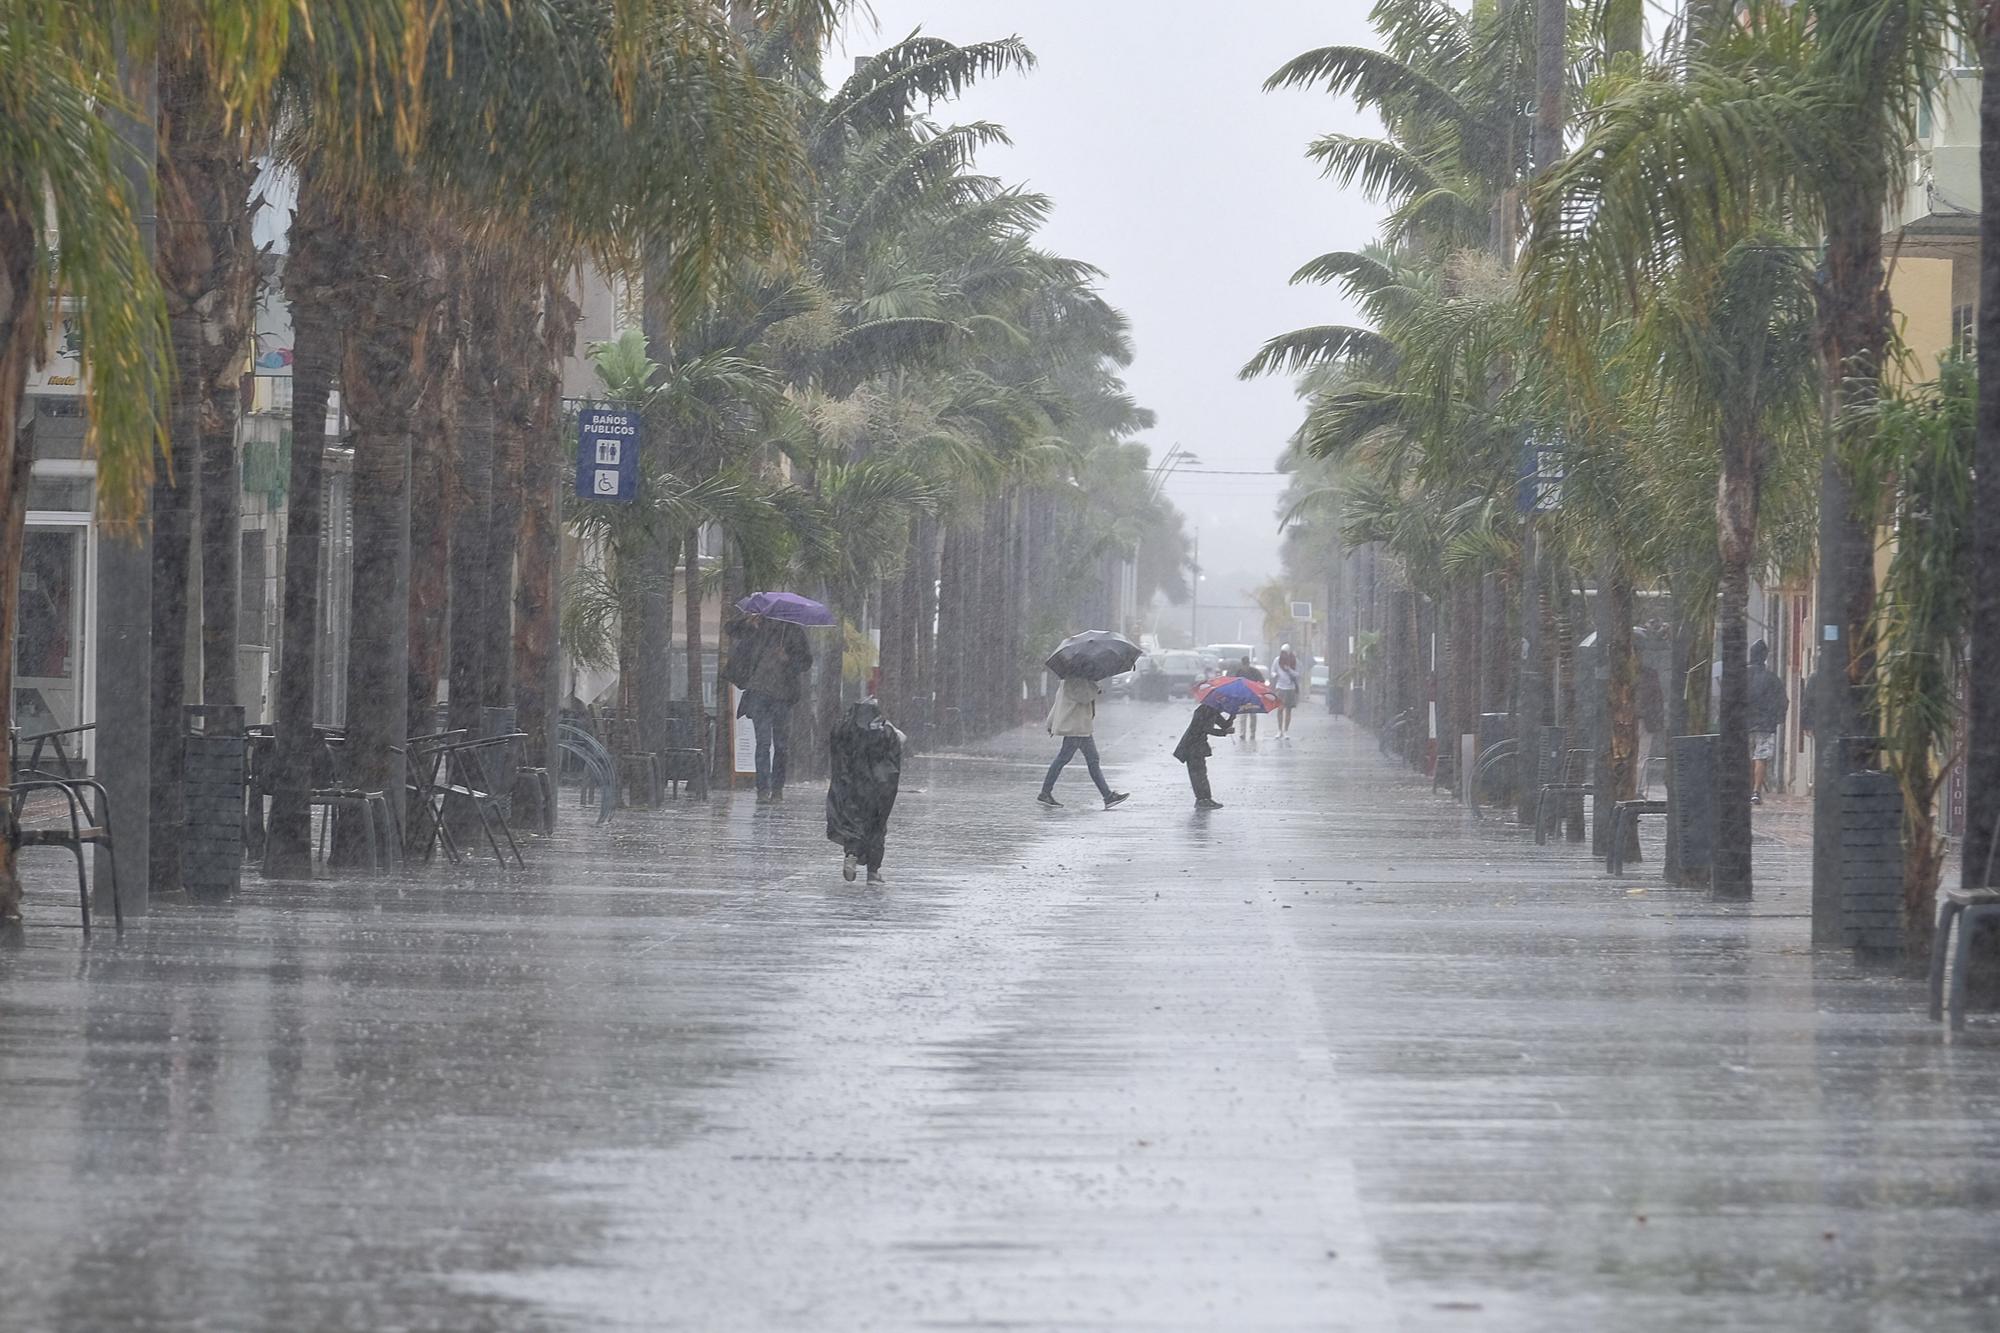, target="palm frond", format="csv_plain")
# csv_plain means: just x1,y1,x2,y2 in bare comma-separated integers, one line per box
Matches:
1264,44,1474,131
1305,133,1441,202
1240,325,1398,380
